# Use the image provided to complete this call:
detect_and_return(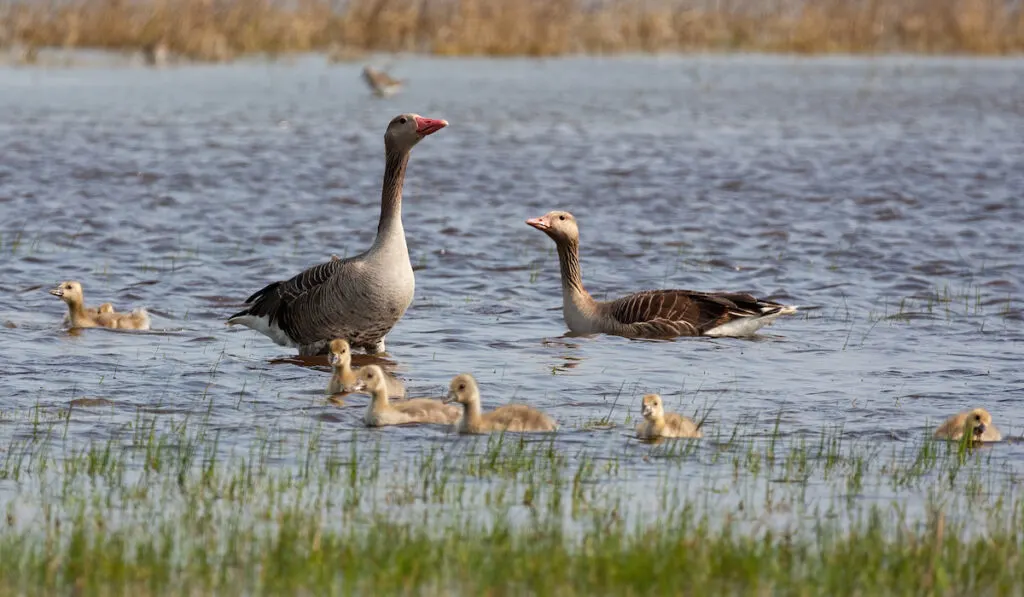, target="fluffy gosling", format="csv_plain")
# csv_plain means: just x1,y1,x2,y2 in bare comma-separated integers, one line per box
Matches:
326,339,404,397
635,394,702,440
358,365,458,427
50,281,150,330
934,407,1002,443
444,373,557,434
